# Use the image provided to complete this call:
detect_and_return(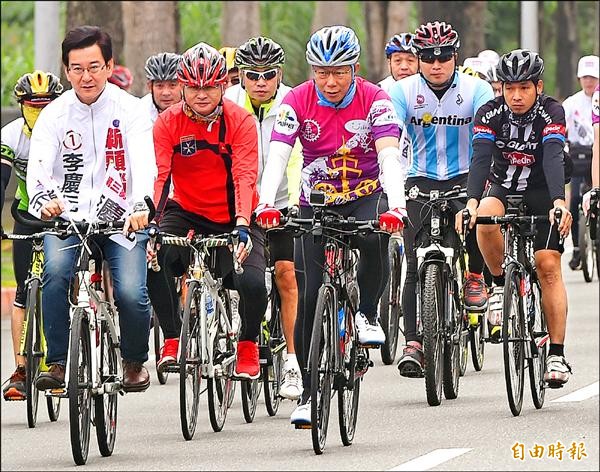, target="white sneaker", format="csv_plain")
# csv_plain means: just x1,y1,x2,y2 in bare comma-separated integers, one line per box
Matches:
355,312,386,345
279,368,302,400
290,399,311,425
487,286,503,326
544,355,572,388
